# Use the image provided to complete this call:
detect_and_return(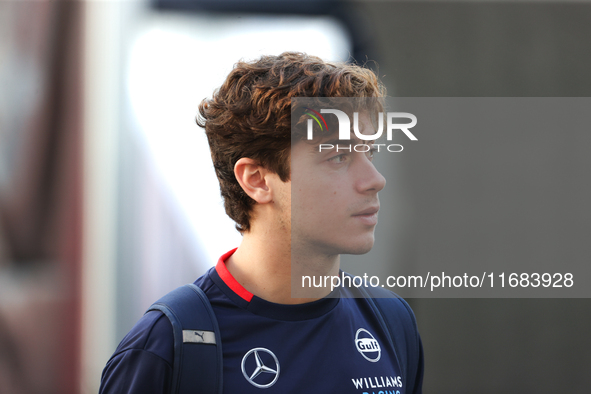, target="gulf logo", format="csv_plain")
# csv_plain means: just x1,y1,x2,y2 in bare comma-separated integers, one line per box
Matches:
355,328,381,362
